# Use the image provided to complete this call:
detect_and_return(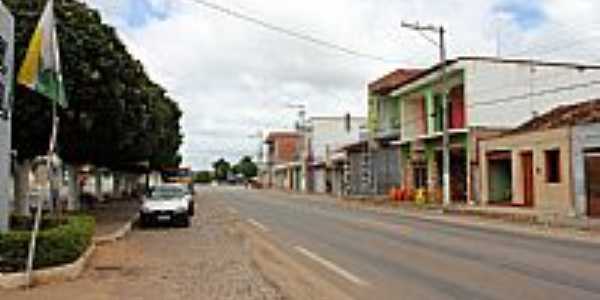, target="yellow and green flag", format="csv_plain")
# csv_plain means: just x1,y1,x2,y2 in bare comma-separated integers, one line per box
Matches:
17,0,66,108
